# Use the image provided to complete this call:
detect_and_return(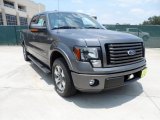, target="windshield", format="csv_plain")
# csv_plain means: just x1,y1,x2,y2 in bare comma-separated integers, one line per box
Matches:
49,12,104,30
